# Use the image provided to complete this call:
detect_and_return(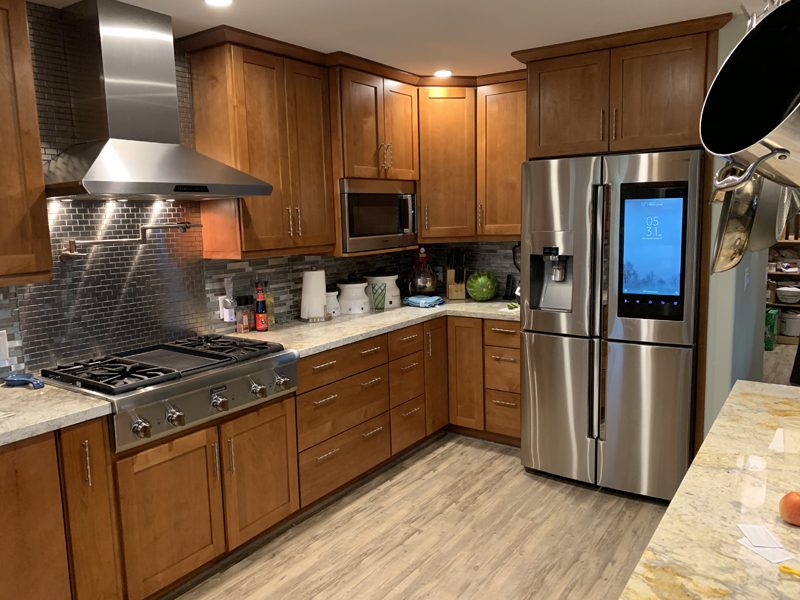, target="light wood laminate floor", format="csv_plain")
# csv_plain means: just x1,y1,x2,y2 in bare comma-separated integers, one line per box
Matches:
179,435,665,600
